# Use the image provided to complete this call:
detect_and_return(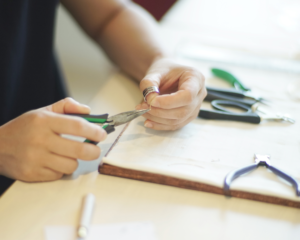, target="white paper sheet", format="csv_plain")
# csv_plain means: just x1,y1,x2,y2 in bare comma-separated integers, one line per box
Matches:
44,222,158,240
103,68,300,202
